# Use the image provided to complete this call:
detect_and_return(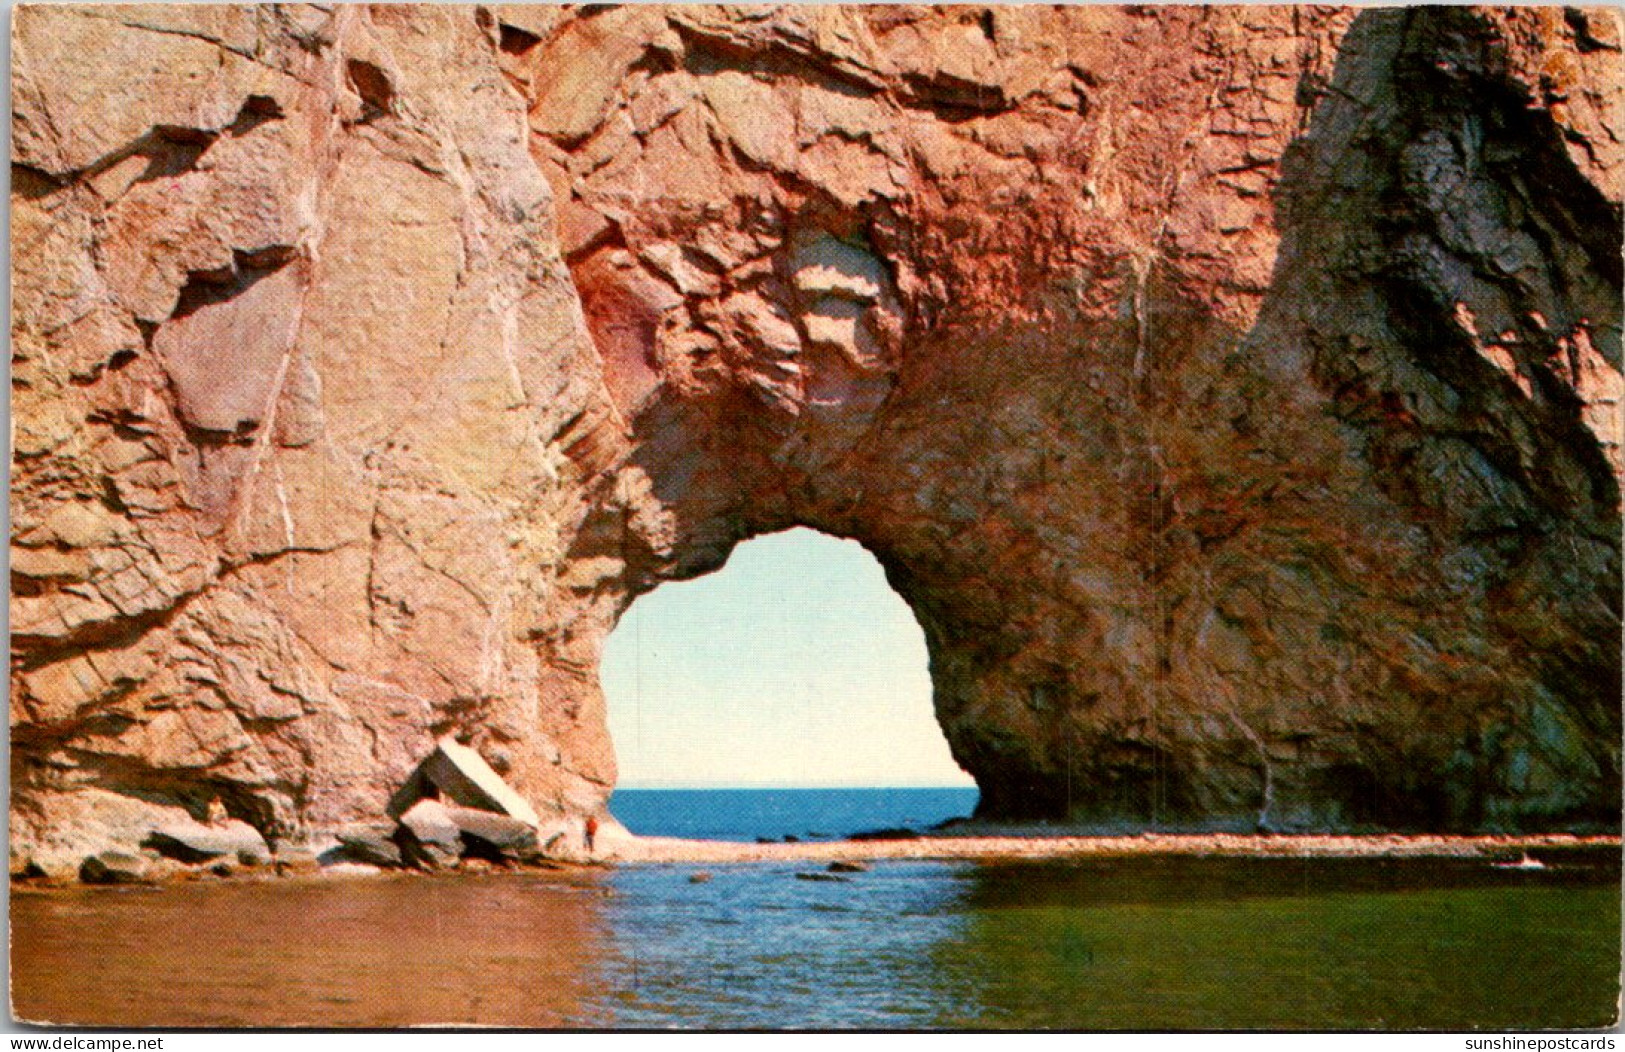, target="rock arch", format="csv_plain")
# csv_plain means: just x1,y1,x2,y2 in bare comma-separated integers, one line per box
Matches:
9,5,1620,870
